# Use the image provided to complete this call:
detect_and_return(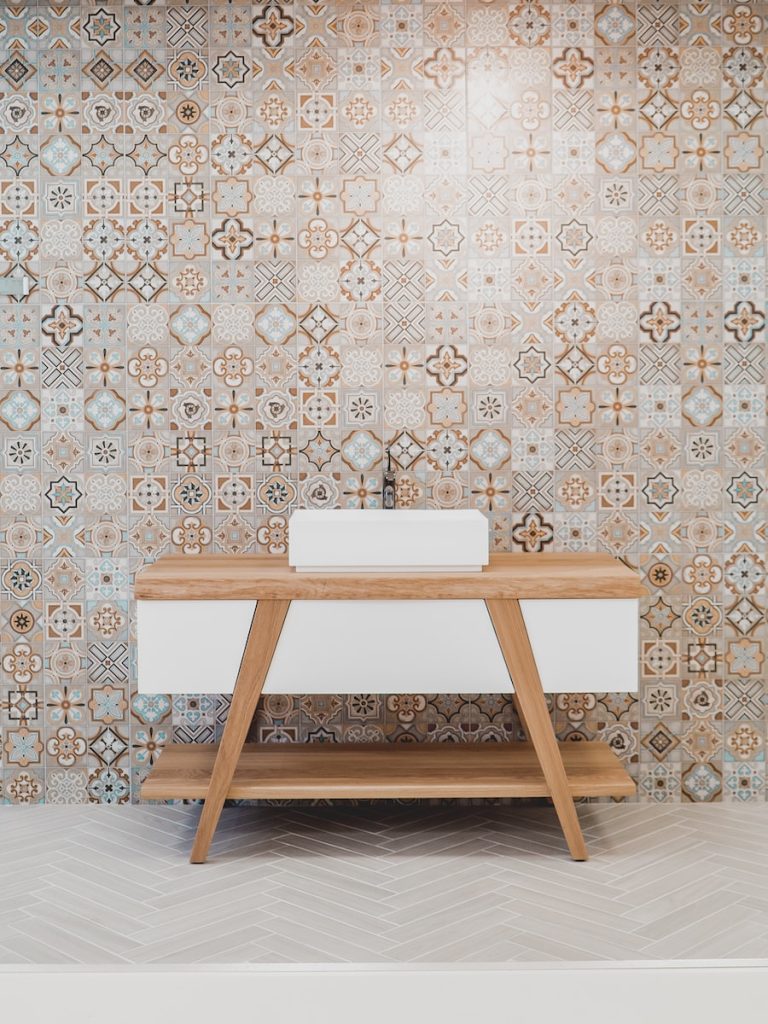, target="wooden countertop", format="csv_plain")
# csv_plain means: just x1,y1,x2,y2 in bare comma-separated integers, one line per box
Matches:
135,552,645,601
